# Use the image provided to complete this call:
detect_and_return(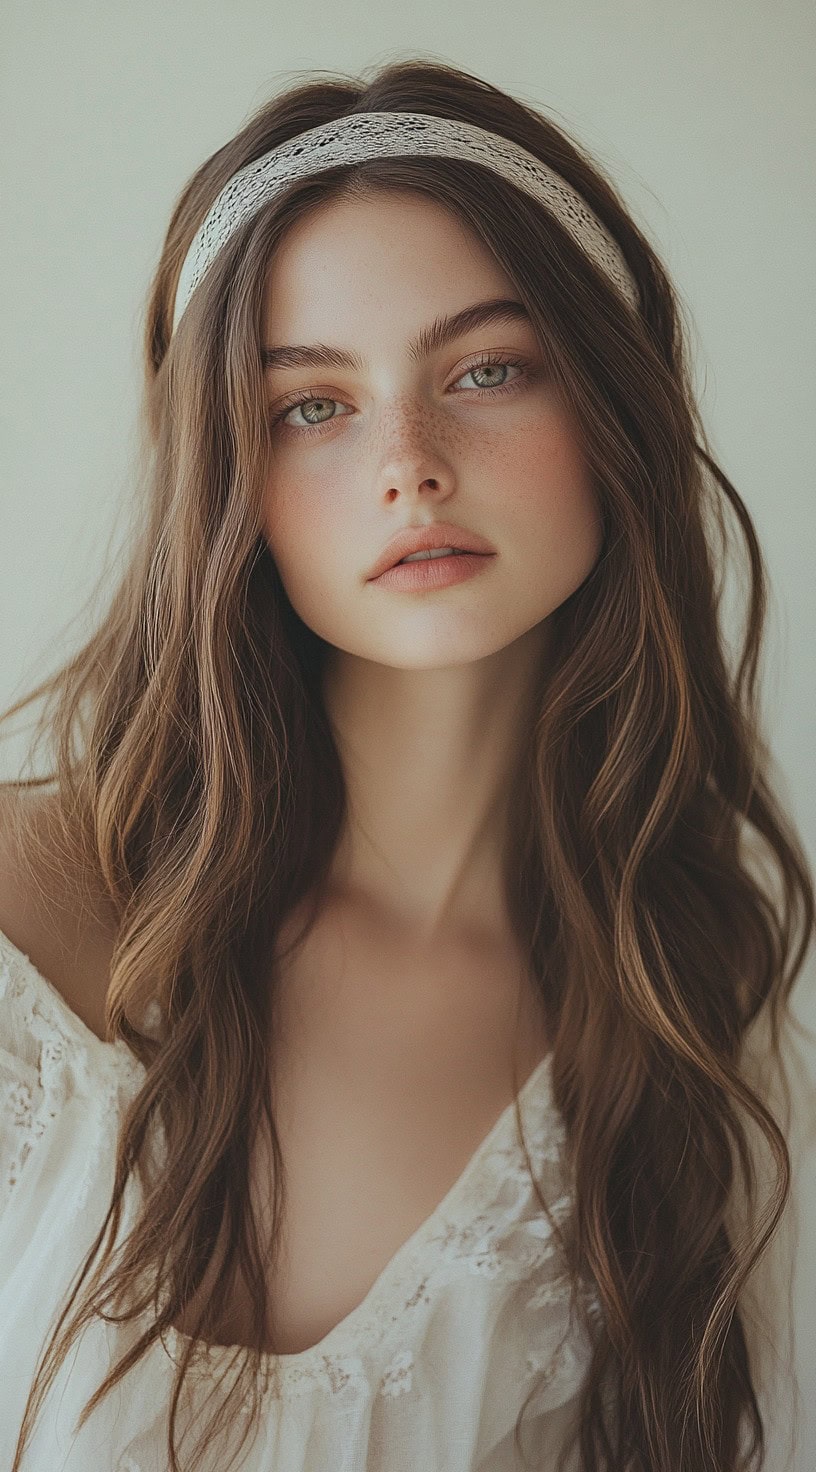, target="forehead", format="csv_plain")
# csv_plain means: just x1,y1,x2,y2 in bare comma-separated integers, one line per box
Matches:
262,189,520,344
